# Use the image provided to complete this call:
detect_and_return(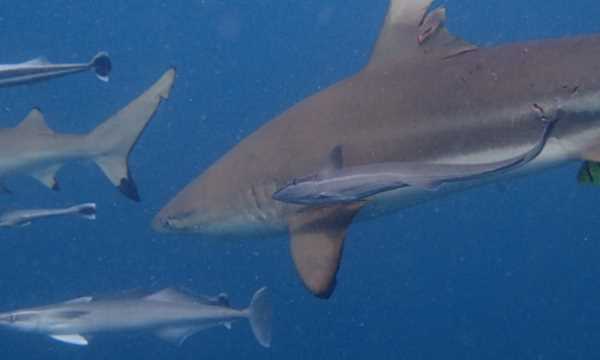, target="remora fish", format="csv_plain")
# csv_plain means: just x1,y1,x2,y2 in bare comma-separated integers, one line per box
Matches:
273,117,557,205
0,203,96,228
0,68,175,201
0,287,271,348
154,0,600,298
0,52,112,87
